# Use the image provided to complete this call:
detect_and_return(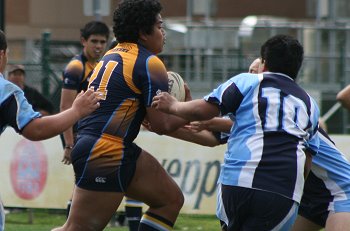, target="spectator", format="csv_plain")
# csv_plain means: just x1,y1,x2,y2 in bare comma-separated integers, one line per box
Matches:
7,64,54,115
